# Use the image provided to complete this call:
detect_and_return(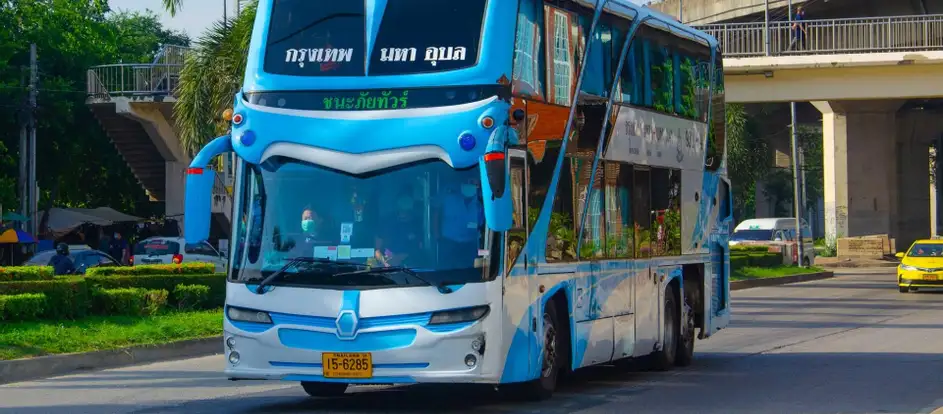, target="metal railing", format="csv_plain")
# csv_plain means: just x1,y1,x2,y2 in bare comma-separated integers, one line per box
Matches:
87,45,190,99
697,14,943,57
